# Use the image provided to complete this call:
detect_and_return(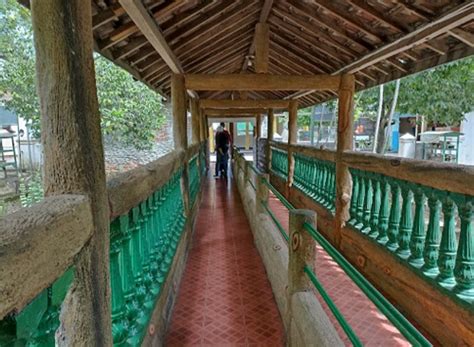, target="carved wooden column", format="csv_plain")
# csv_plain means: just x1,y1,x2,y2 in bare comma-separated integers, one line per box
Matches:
334,74,355,247
31,0,111,344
